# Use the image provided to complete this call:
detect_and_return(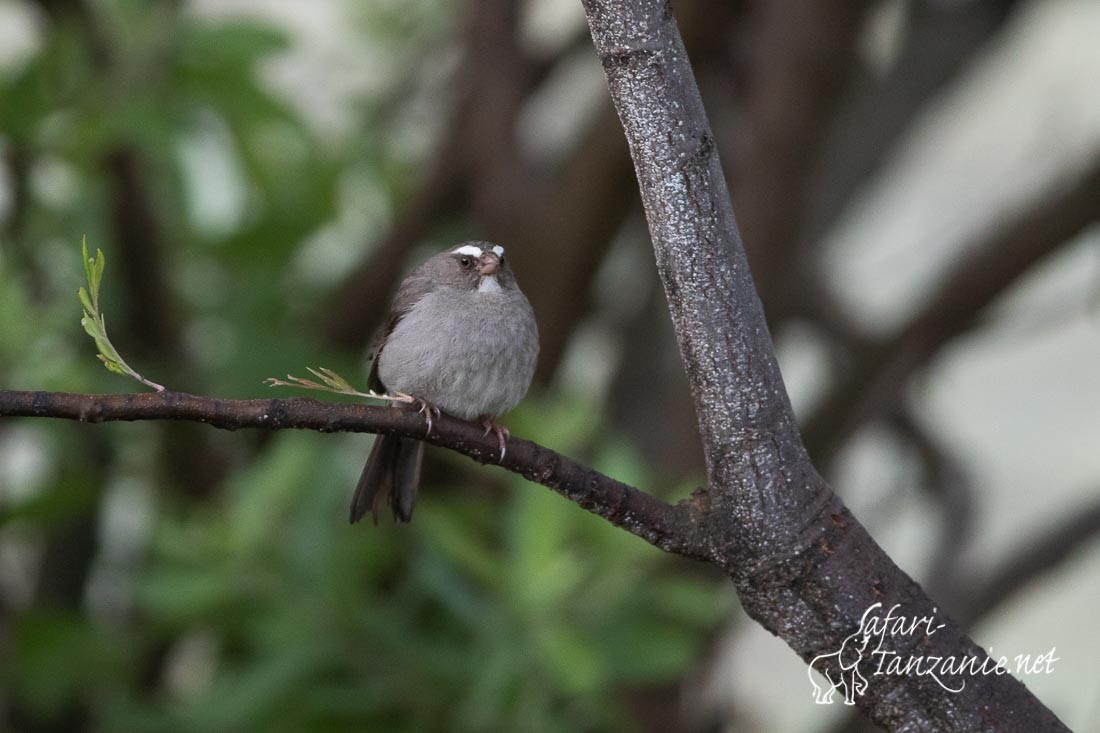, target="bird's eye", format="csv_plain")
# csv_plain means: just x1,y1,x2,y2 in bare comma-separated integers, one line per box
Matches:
459,256,472,268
